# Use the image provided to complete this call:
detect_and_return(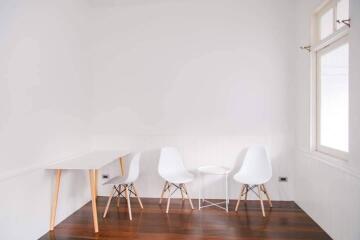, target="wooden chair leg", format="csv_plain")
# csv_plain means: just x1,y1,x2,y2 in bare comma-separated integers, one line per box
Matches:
131,184,144,209
125,185,132,220
180,186,185,201
245,185,249,201
103,187,116,218
261,184,272,207
257,185,265,217
117,185,122,207
166,184,172,213
235,185,246,212
159,181,168,204
182,184,194,209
